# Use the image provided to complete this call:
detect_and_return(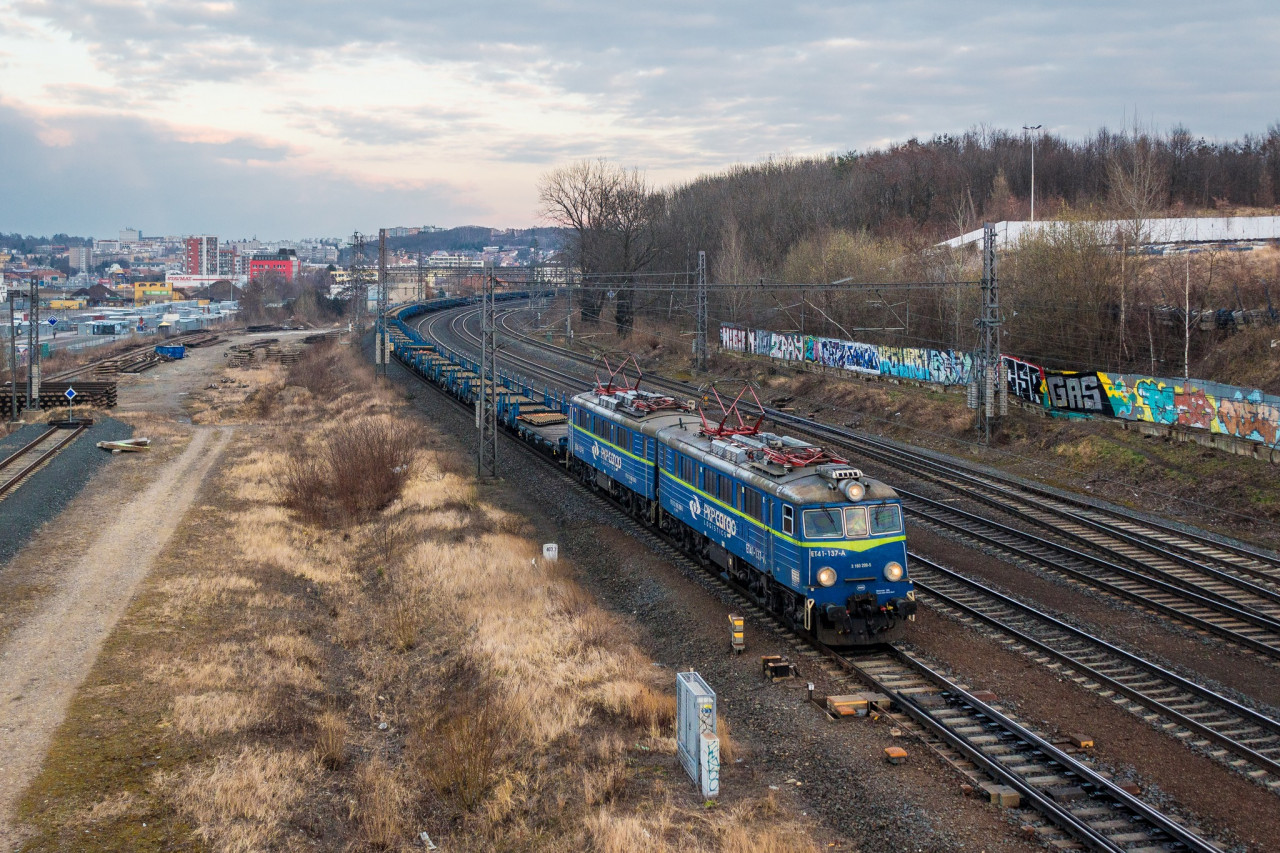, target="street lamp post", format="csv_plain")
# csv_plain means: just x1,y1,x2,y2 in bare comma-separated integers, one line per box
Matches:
1023,124,1042,223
